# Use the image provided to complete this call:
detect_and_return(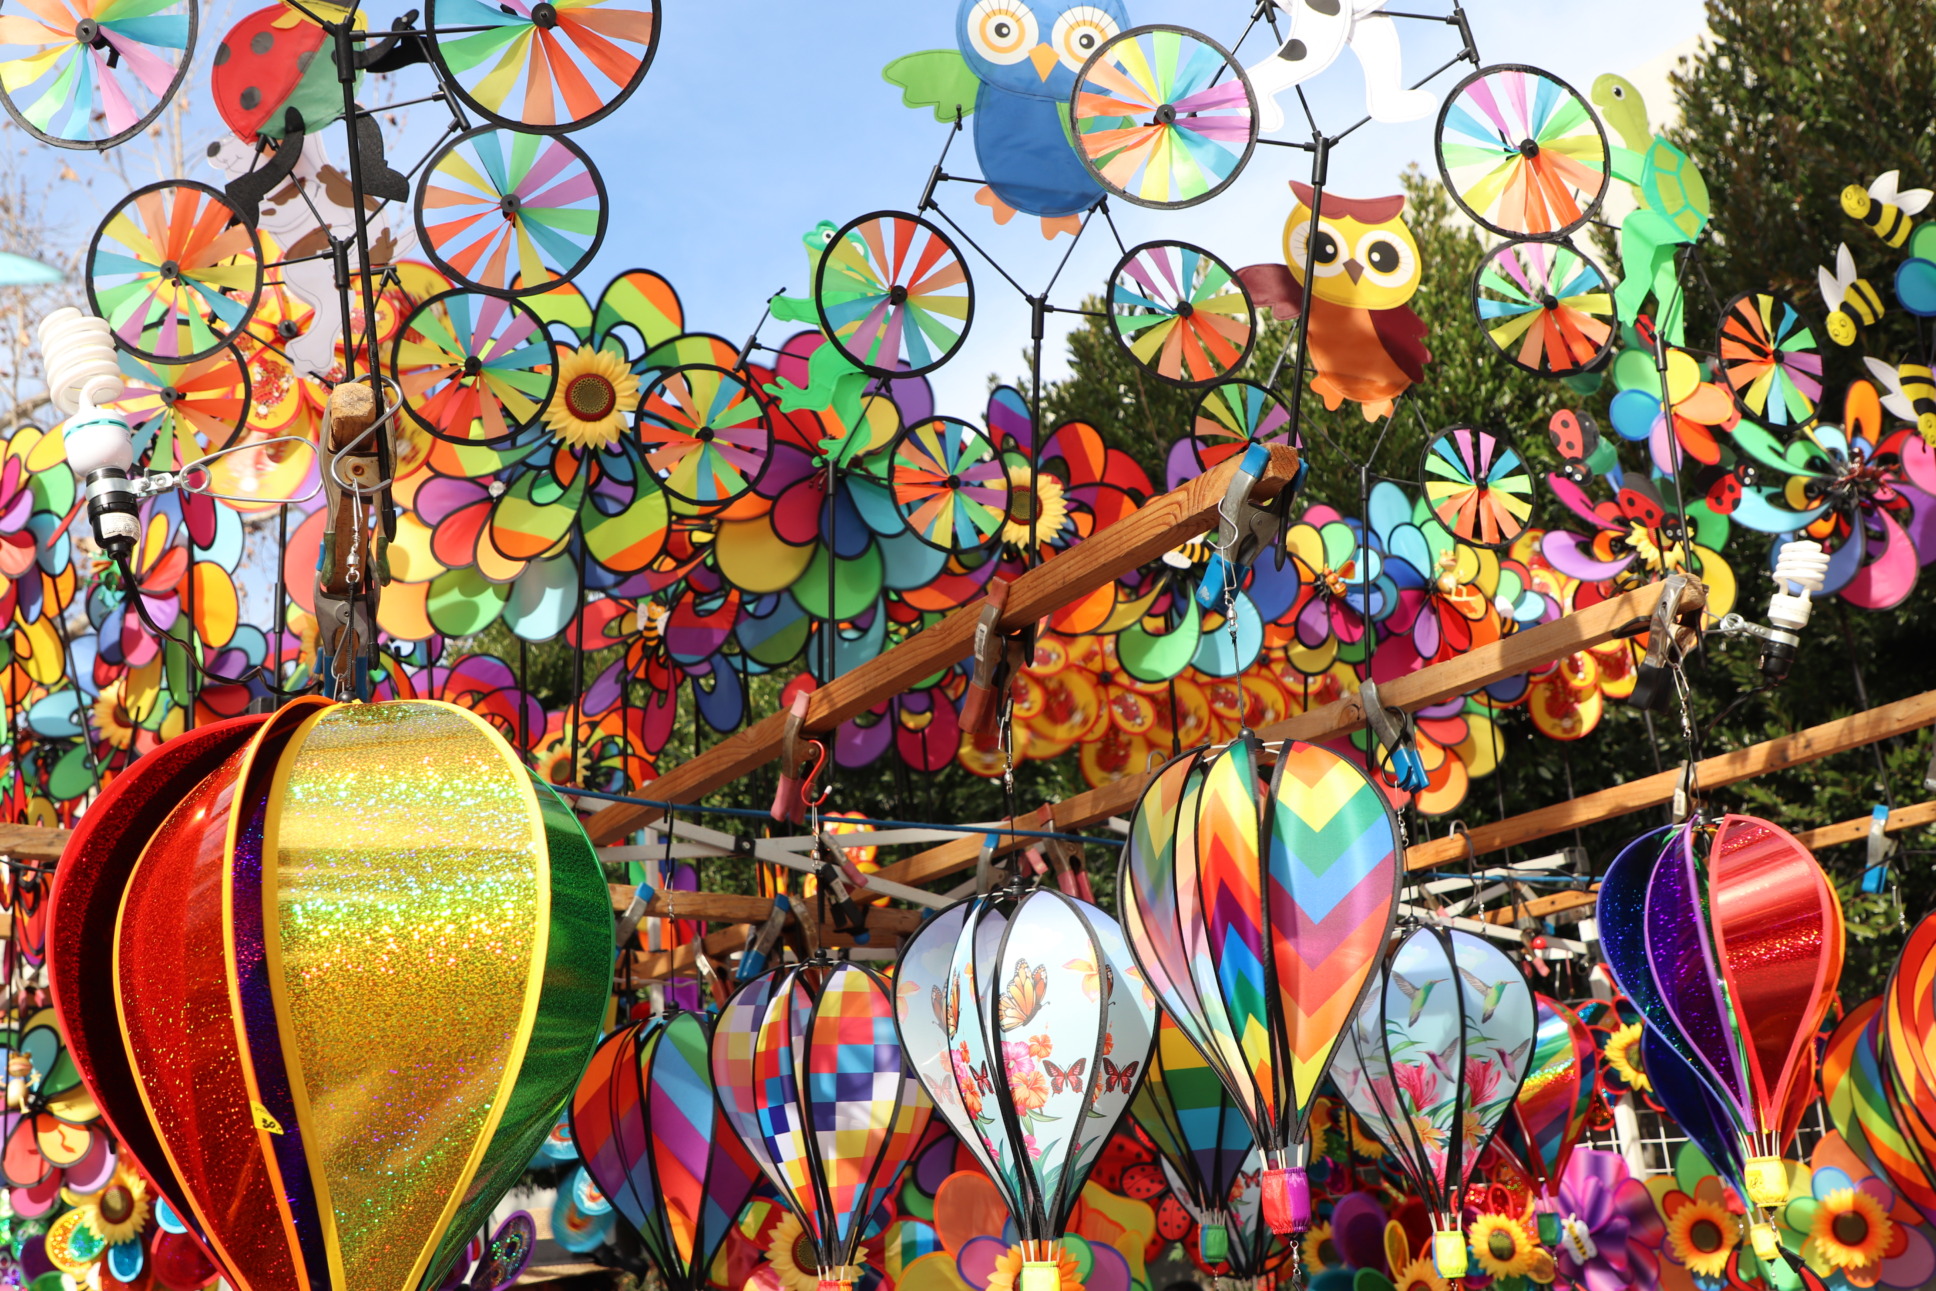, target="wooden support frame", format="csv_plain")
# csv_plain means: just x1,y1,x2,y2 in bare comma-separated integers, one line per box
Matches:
583,445,1304,846
872,580,1673,890
1402,689,1936,869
